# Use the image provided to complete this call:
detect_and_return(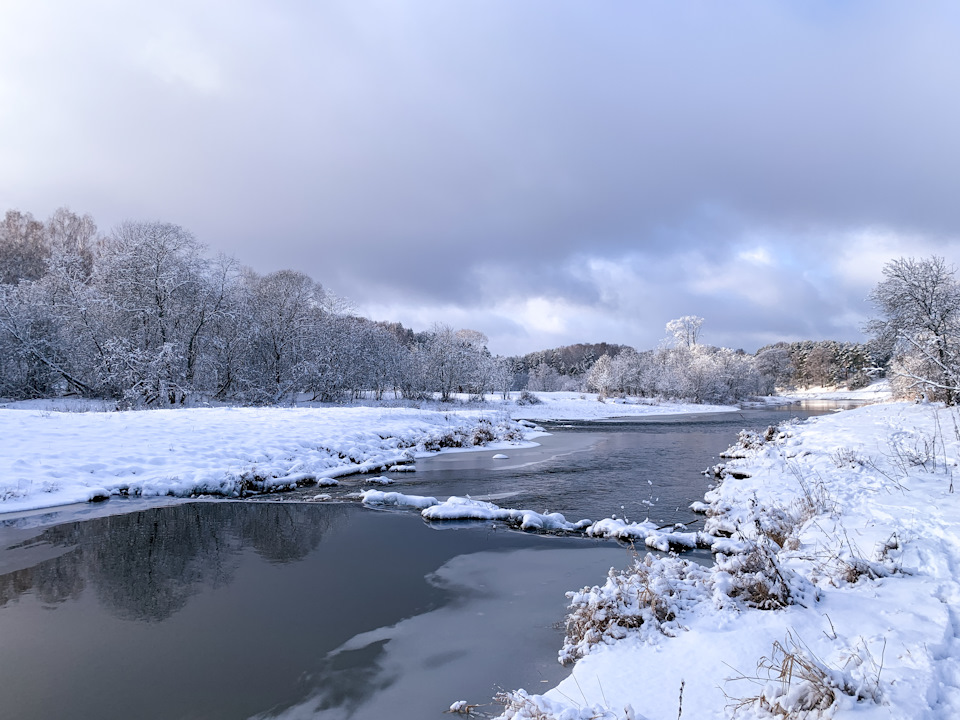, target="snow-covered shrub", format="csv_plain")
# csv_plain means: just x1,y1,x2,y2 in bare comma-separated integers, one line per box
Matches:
829,447,866,469
714,539,811,610
516,390,542,406
887,429,937,472
496,689,640,720
823,533,900,587
729,633,883,718
469,419,496,445
753,506,801,550
560,554,708,664
416,420,524,452
834,555,892,586
721,426,783,458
